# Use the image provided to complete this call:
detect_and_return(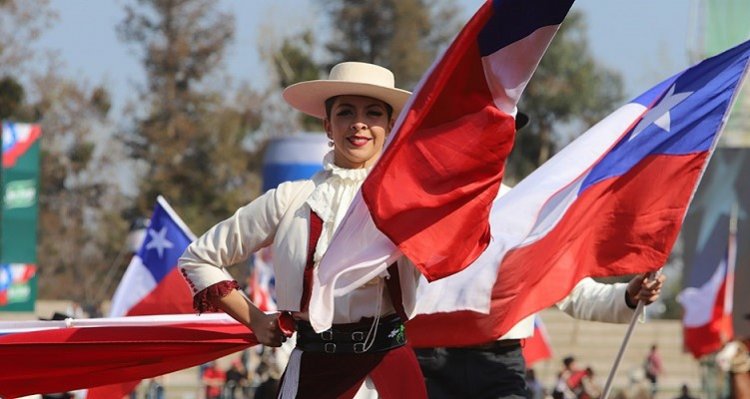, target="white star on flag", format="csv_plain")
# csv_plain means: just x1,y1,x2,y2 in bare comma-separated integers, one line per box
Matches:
629,84,693,141
145,227,174,258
